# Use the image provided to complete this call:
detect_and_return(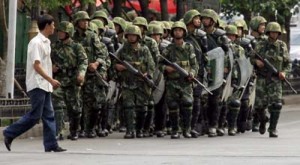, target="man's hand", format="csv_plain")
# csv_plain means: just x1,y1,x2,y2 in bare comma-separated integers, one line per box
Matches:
52,65,59,73
88,62,100,72
115,64,126,72
255,59,264,68
279,72,286,80
50,79,61,90
165,66,176,73
77,74,85,86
